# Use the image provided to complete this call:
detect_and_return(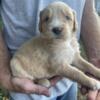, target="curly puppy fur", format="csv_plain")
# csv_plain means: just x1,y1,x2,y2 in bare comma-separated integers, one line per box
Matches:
11,2,100,89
